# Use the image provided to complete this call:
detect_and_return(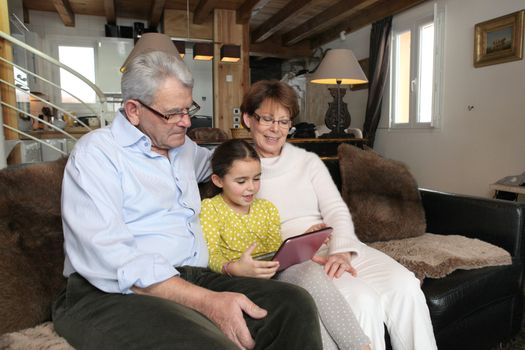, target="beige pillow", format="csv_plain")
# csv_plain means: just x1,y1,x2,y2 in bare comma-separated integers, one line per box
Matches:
370,233,512,281
338,144,425,243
